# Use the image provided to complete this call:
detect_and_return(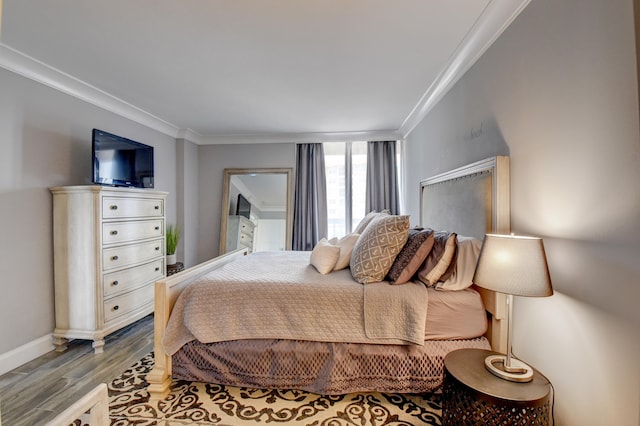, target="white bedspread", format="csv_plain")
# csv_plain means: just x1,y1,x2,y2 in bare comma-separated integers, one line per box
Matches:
163,251,428,355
